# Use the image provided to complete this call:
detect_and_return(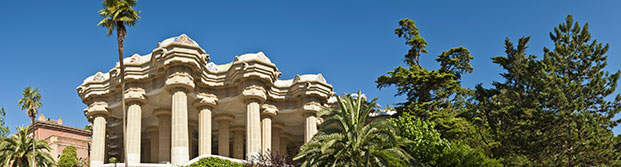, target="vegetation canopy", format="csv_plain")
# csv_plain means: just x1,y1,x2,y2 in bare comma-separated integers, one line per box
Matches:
294,91,413,167
0,126,55,167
